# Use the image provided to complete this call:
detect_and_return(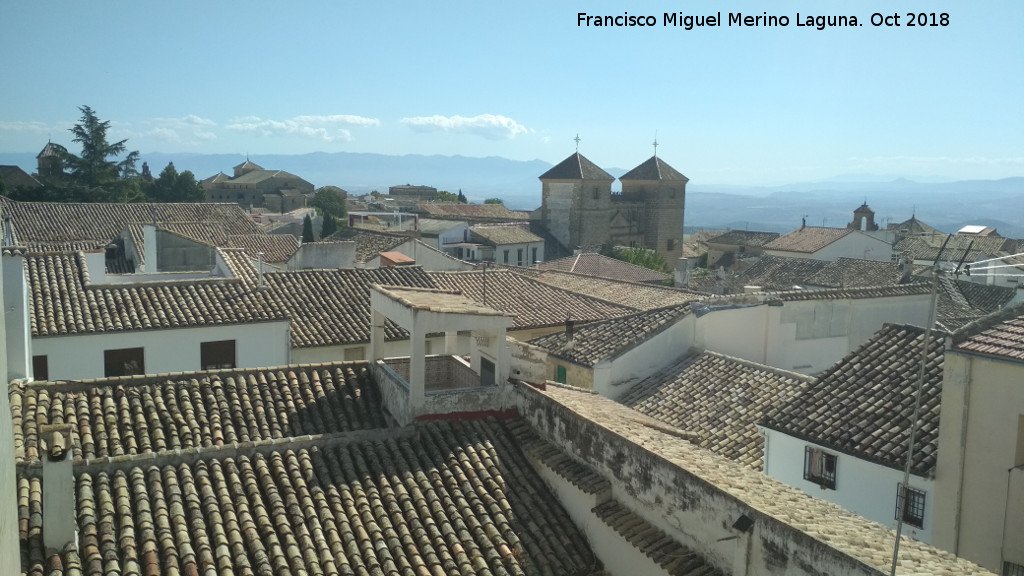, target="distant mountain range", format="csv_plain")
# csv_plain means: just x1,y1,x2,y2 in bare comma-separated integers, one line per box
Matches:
2,150,1022,237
